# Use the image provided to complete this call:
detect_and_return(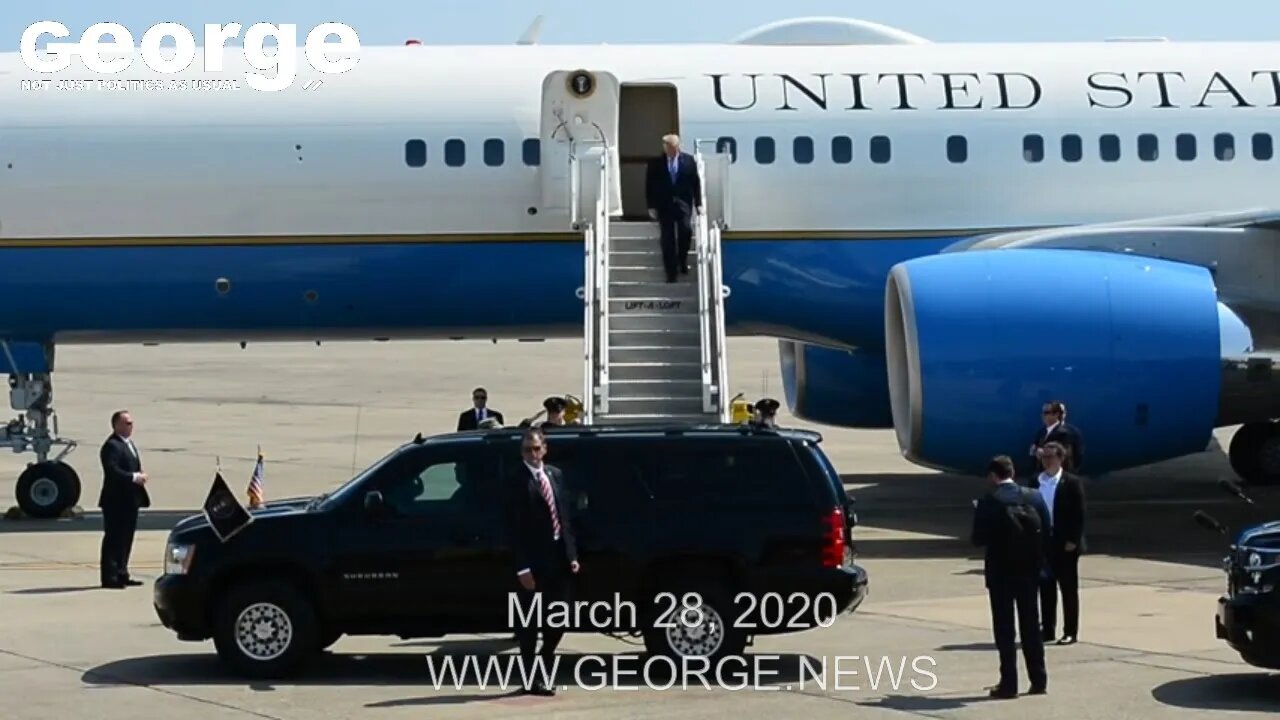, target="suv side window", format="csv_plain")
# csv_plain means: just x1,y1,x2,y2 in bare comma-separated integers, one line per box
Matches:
377,445,500,517
652,440,811,509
